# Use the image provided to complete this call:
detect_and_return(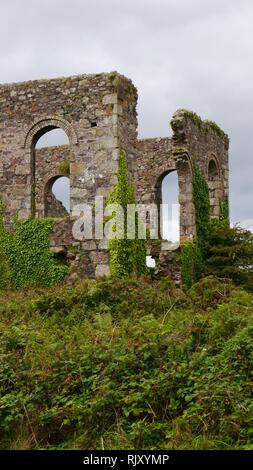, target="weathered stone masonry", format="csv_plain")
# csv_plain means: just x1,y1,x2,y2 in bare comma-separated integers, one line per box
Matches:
0,72,229,280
